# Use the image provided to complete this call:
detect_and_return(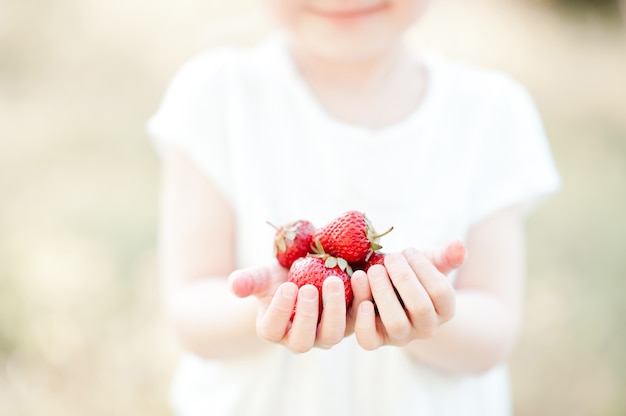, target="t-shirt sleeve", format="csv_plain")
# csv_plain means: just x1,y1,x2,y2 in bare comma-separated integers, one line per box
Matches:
146,50,233,201
467,77,561,225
